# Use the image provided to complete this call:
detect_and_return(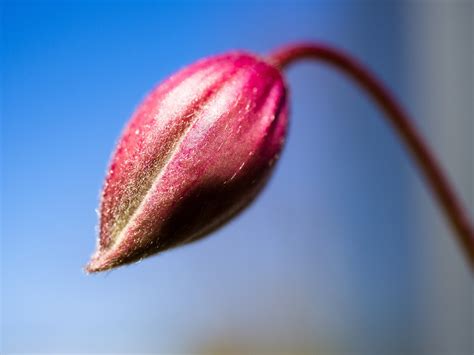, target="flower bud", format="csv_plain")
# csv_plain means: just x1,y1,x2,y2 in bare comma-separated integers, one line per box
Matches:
86,52,288,272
